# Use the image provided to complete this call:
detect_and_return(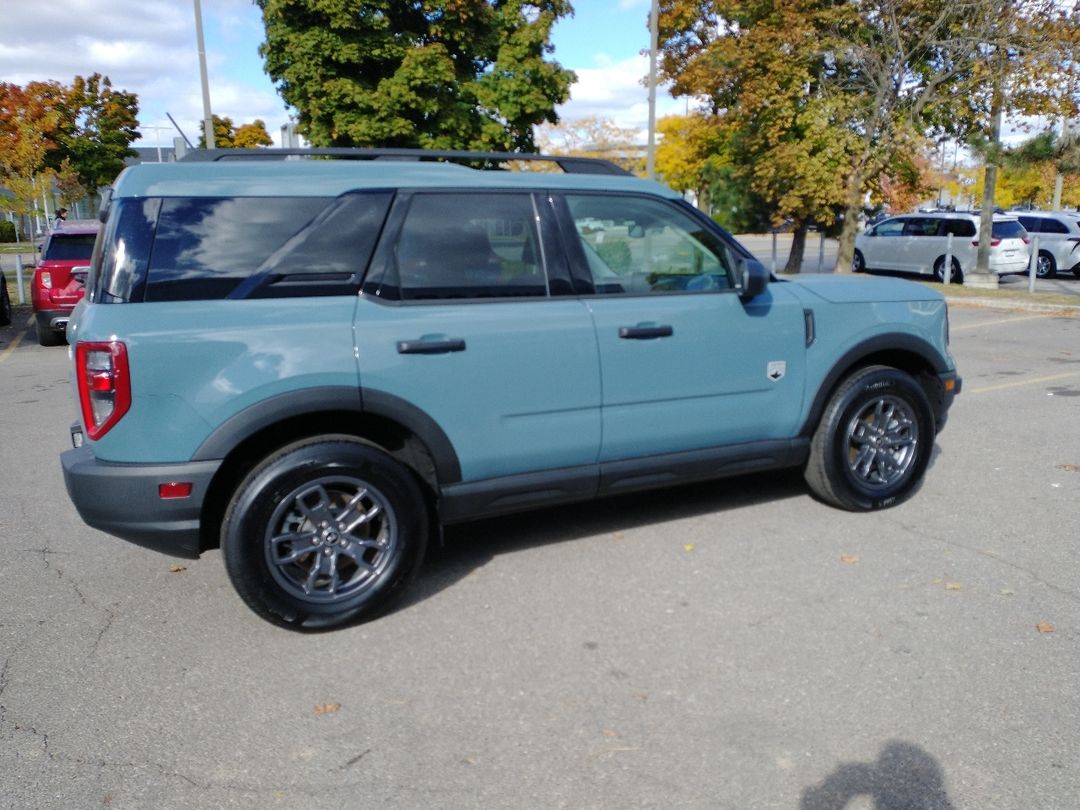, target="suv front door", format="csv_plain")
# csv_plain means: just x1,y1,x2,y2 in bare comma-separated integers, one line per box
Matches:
557,194,808,469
